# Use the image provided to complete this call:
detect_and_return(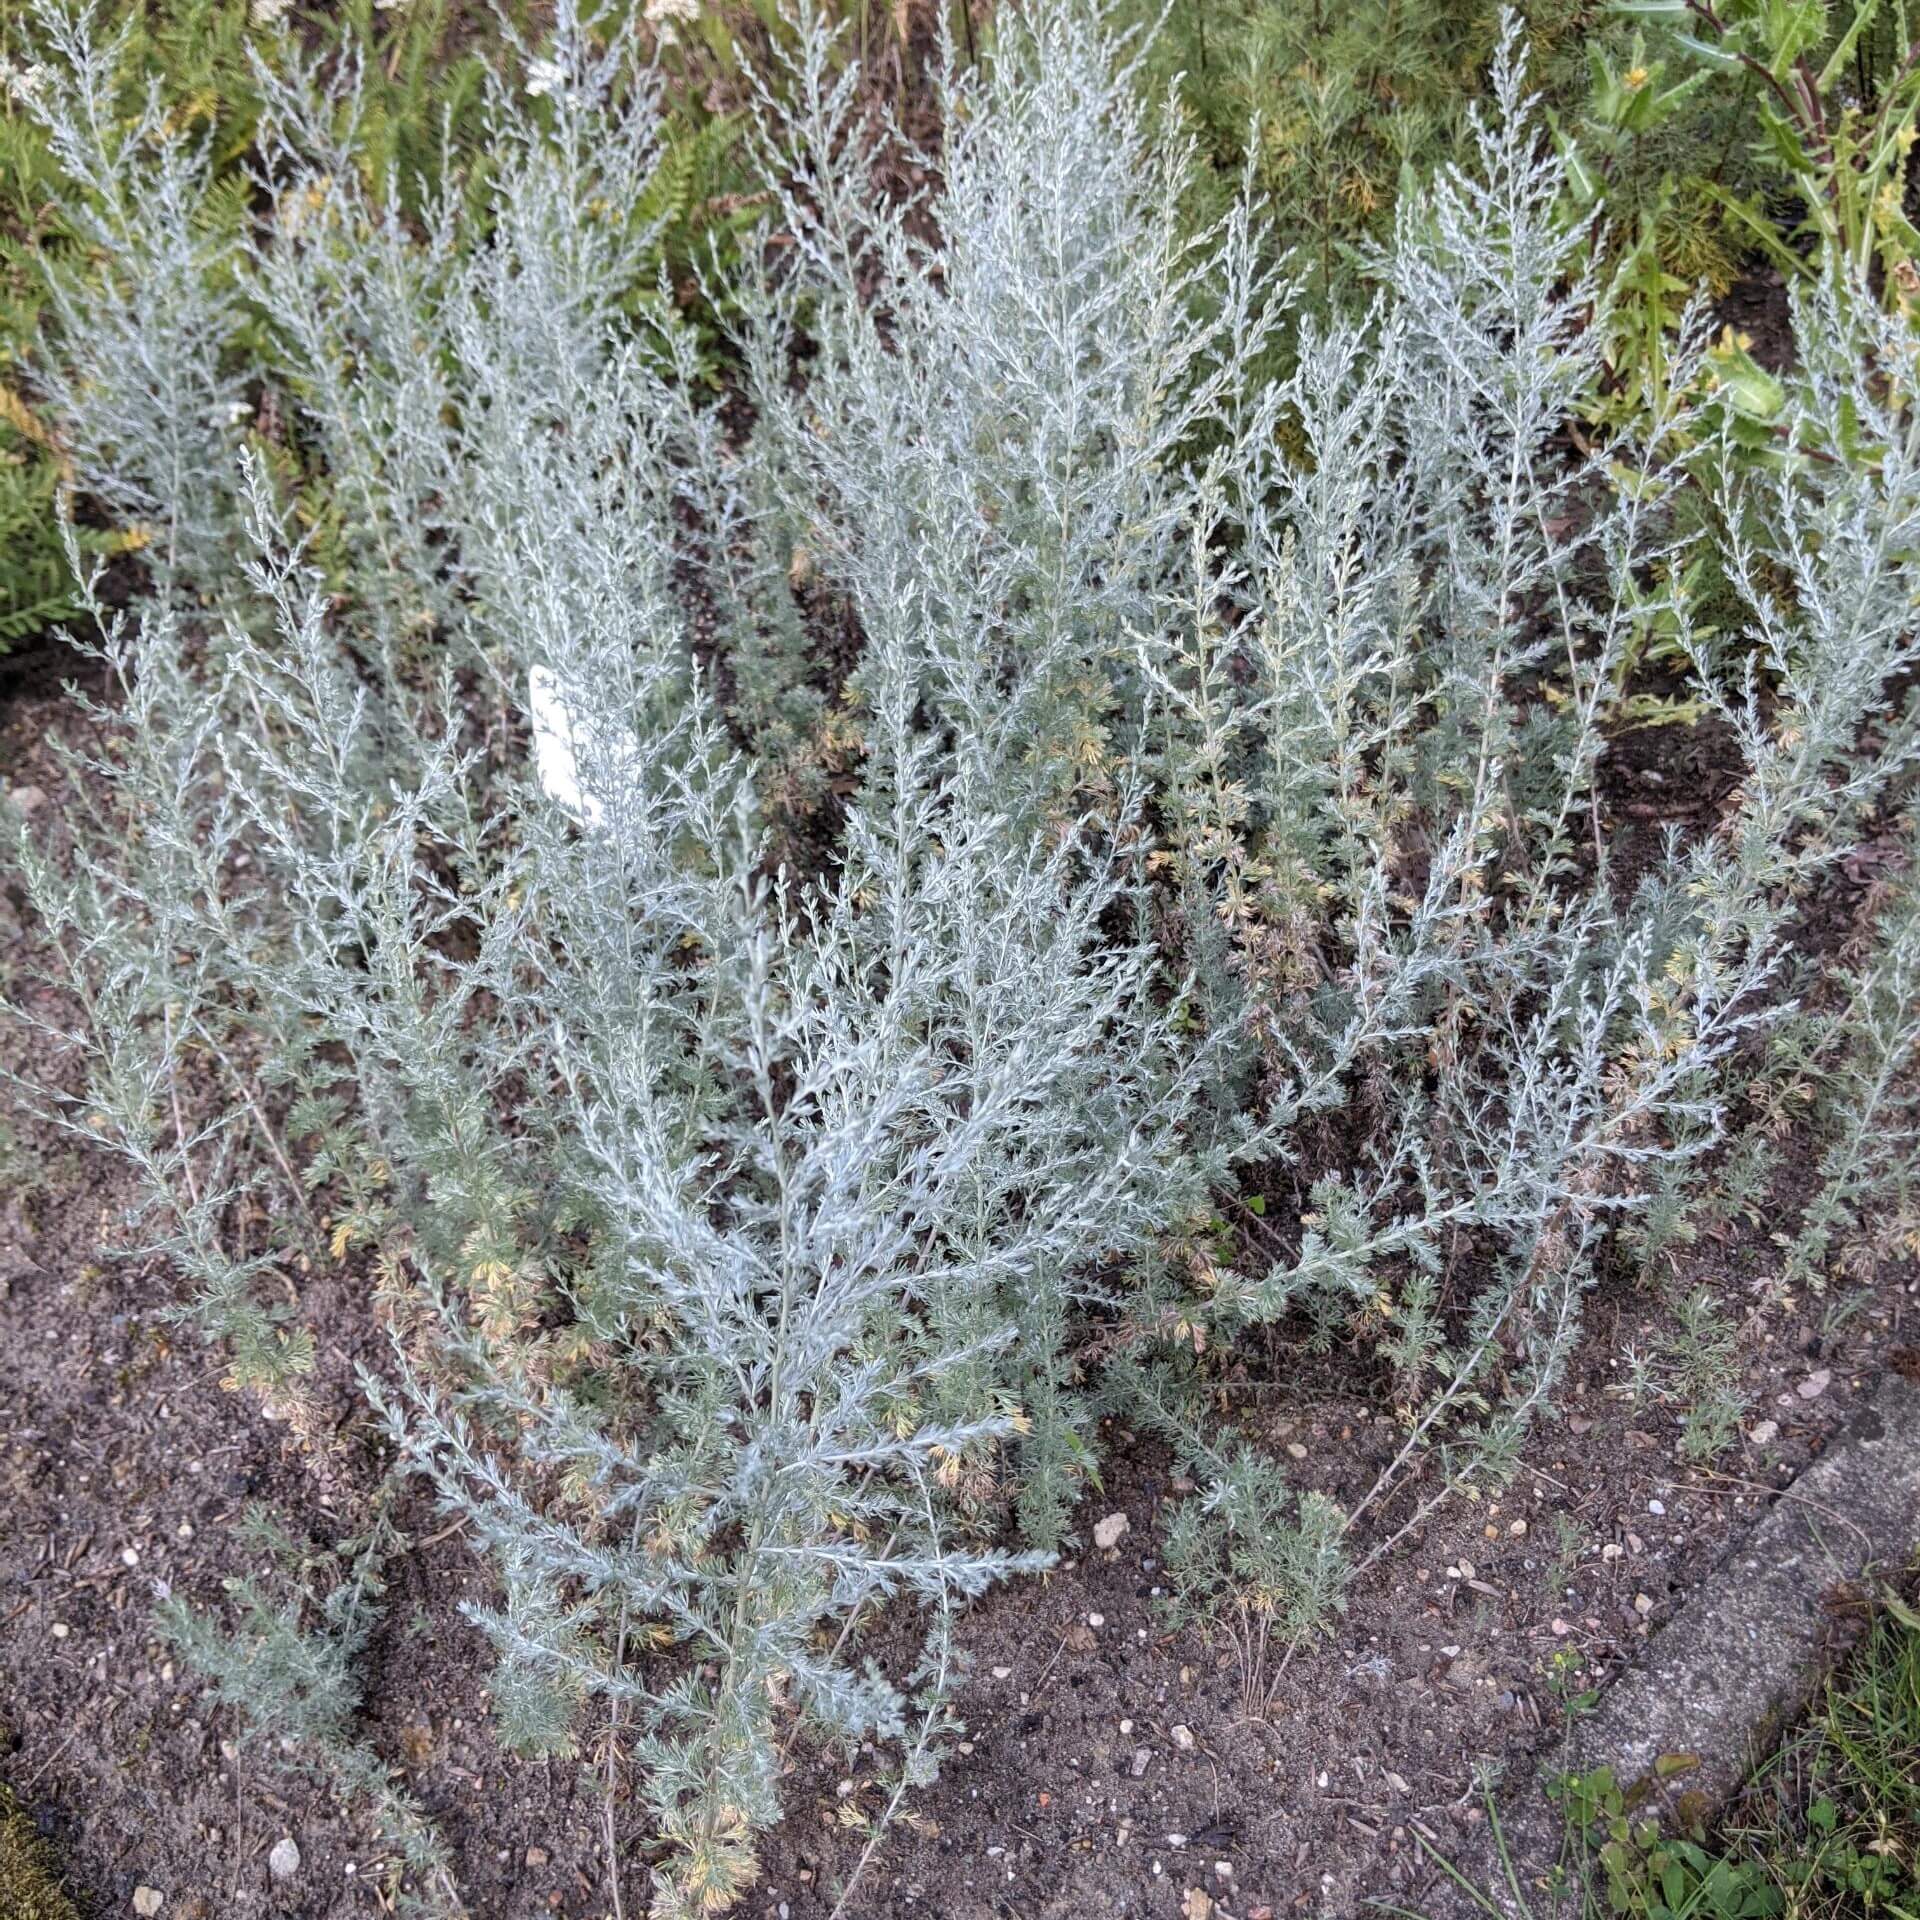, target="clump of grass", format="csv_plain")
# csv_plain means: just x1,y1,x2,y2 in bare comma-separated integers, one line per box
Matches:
1729,1586,1920,1917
